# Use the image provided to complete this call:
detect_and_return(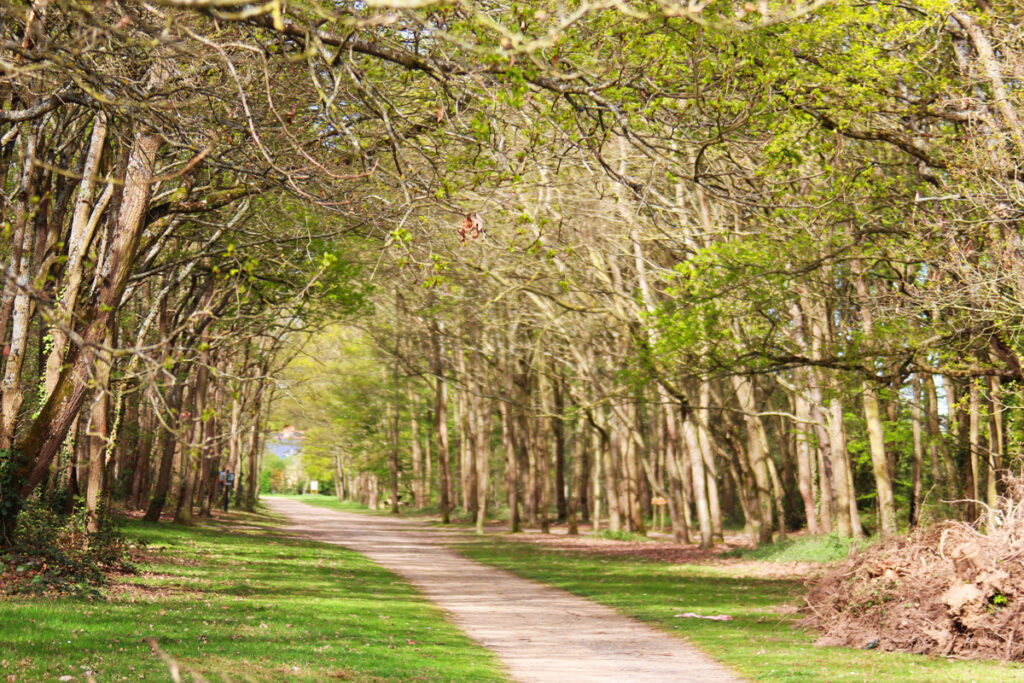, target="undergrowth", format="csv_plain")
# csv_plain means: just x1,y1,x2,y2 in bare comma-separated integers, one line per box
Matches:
594,528,654,543
0,499,133,596
721,533,868,563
